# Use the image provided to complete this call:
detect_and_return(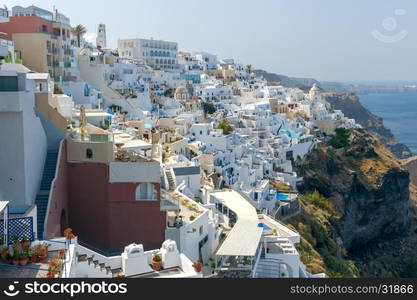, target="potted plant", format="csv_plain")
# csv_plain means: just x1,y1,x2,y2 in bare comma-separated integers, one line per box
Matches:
151,253,162,271
12,238,21,254
64,228,76,241
210,263,216,274
4,253,13,264
12,253,20,265
57,249,66,260
47,259,62,278
37,245,48,262
192,260,203,273
29,248,38,263
1,247,9,262
21,237,31,251
19,253,29,266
